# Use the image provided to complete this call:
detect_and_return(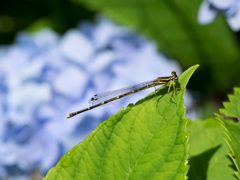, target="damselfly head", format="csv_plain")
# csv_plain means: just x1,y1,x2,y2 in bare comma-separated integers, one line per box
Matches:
171,71,176,76
171,71,178,81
